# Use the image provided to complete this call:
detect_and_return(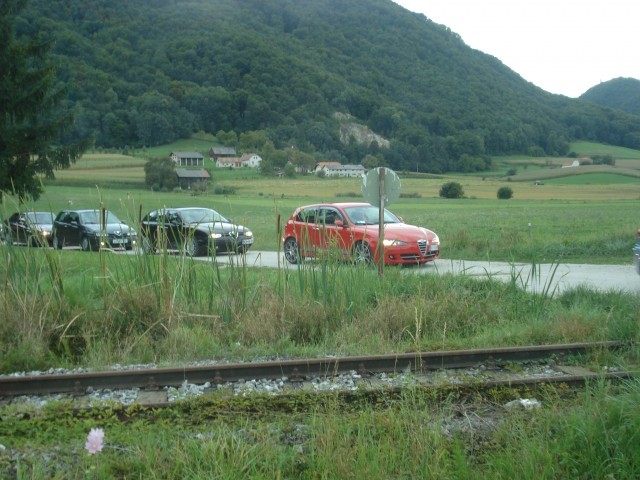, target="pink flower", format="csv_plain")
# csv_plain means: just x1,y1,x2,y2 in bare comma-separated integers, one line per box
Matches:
85,428,105,455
